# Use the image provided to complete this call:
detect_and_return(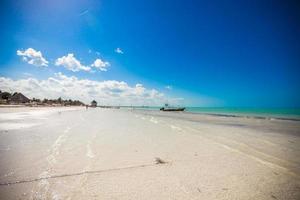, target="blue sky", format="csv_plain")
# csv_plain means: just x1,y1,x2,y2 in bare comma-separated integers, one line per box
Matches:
0,0,299,107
